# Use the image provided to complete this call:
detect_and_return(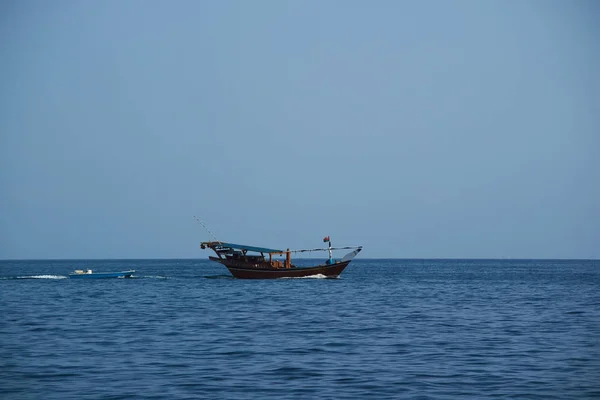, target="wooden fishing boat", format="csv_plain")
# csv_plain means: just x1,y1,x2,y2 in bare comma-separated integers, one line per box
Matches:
68,269,135,279
200,236,362,279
